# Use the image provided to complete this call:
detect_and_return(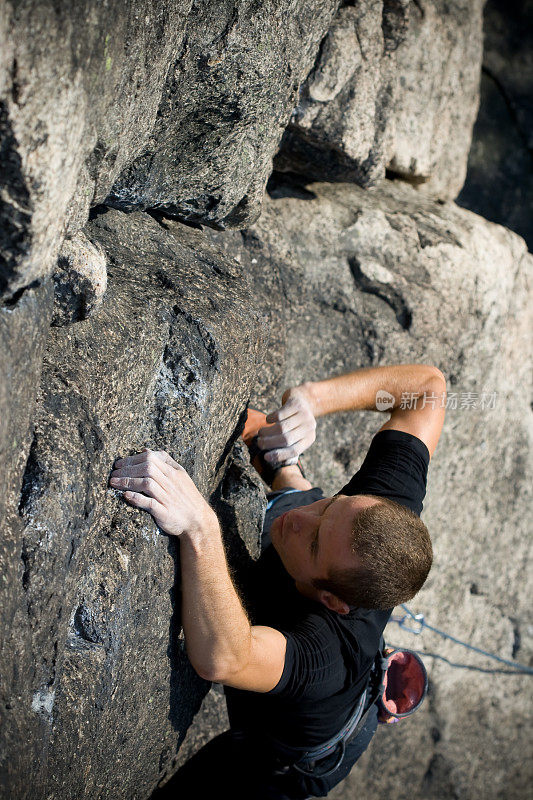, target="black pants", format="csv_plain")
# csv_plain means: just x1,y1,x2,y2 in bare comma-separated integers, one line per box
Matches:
151,703,378,800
